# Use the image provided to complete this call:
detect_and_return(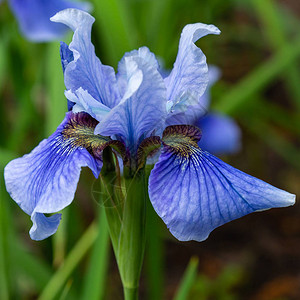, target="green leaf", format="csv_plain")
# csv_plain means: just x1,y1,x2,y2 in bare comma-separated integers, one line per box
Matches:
0,186,10,300
9,240,53,291
173,257,199,300
251,0,300,110
0,149,16,169
213,34,300,114
81,207,110,300
145,201,164,300
90,0,137,64
45,42,67,135
38,222,98,300
240,115,300,171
